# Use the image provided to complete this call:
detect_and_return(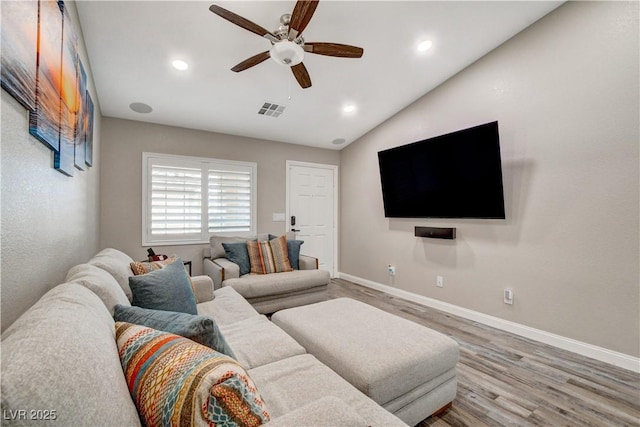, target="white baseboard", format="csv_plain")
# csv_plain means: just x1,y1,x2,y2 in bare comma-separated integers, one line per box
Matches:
338,272,640,373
